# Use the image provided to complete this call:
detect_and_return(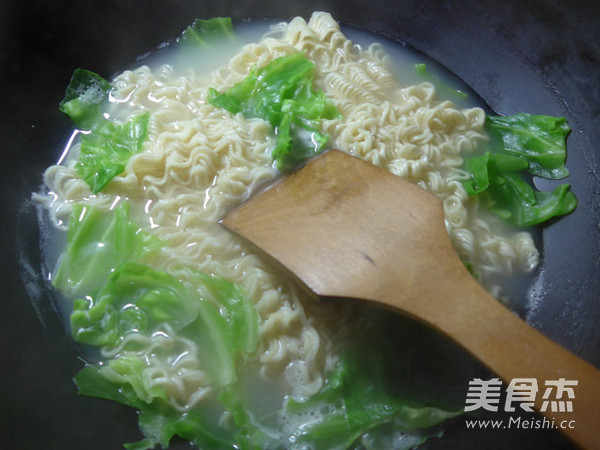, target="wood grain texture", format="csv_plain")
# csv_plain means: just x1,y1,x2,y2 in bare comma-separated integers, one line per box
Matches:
223,150,600,449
